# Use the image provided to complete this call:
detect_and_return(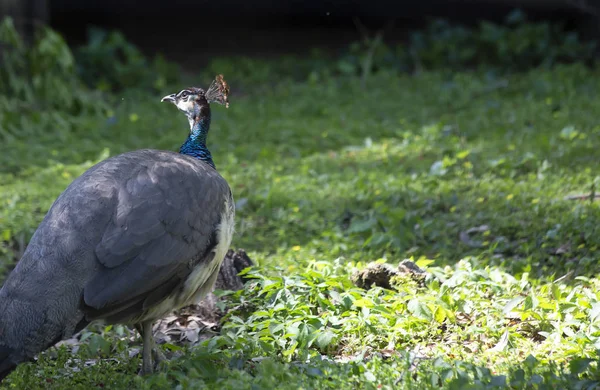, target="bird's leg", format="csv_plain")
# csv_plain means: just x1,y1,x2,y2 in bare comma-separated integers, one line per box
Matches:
134,323,144,337
137,320,155,375
135,322,166,371
152,346,166,367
